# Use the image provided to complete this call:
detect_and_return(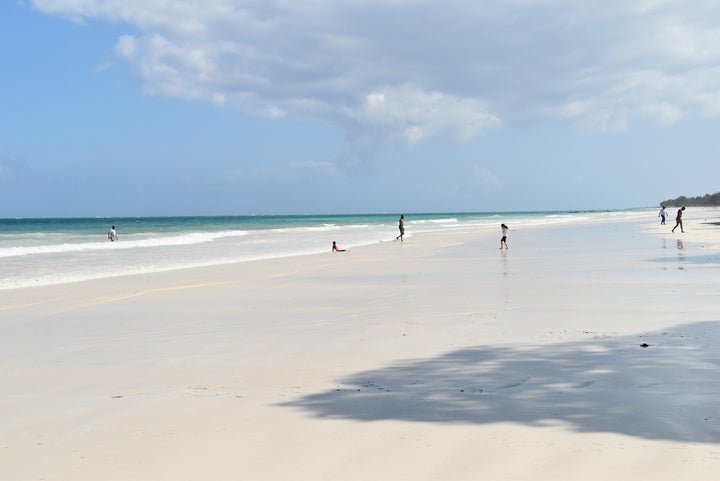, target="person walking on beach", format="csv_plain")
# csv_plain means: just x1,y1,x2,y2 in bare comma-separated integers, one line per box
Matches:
500,223,509,249
332,241,346,252
107,225,118,241
671,206,686,233
658,205,667,225
395,215,405,241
